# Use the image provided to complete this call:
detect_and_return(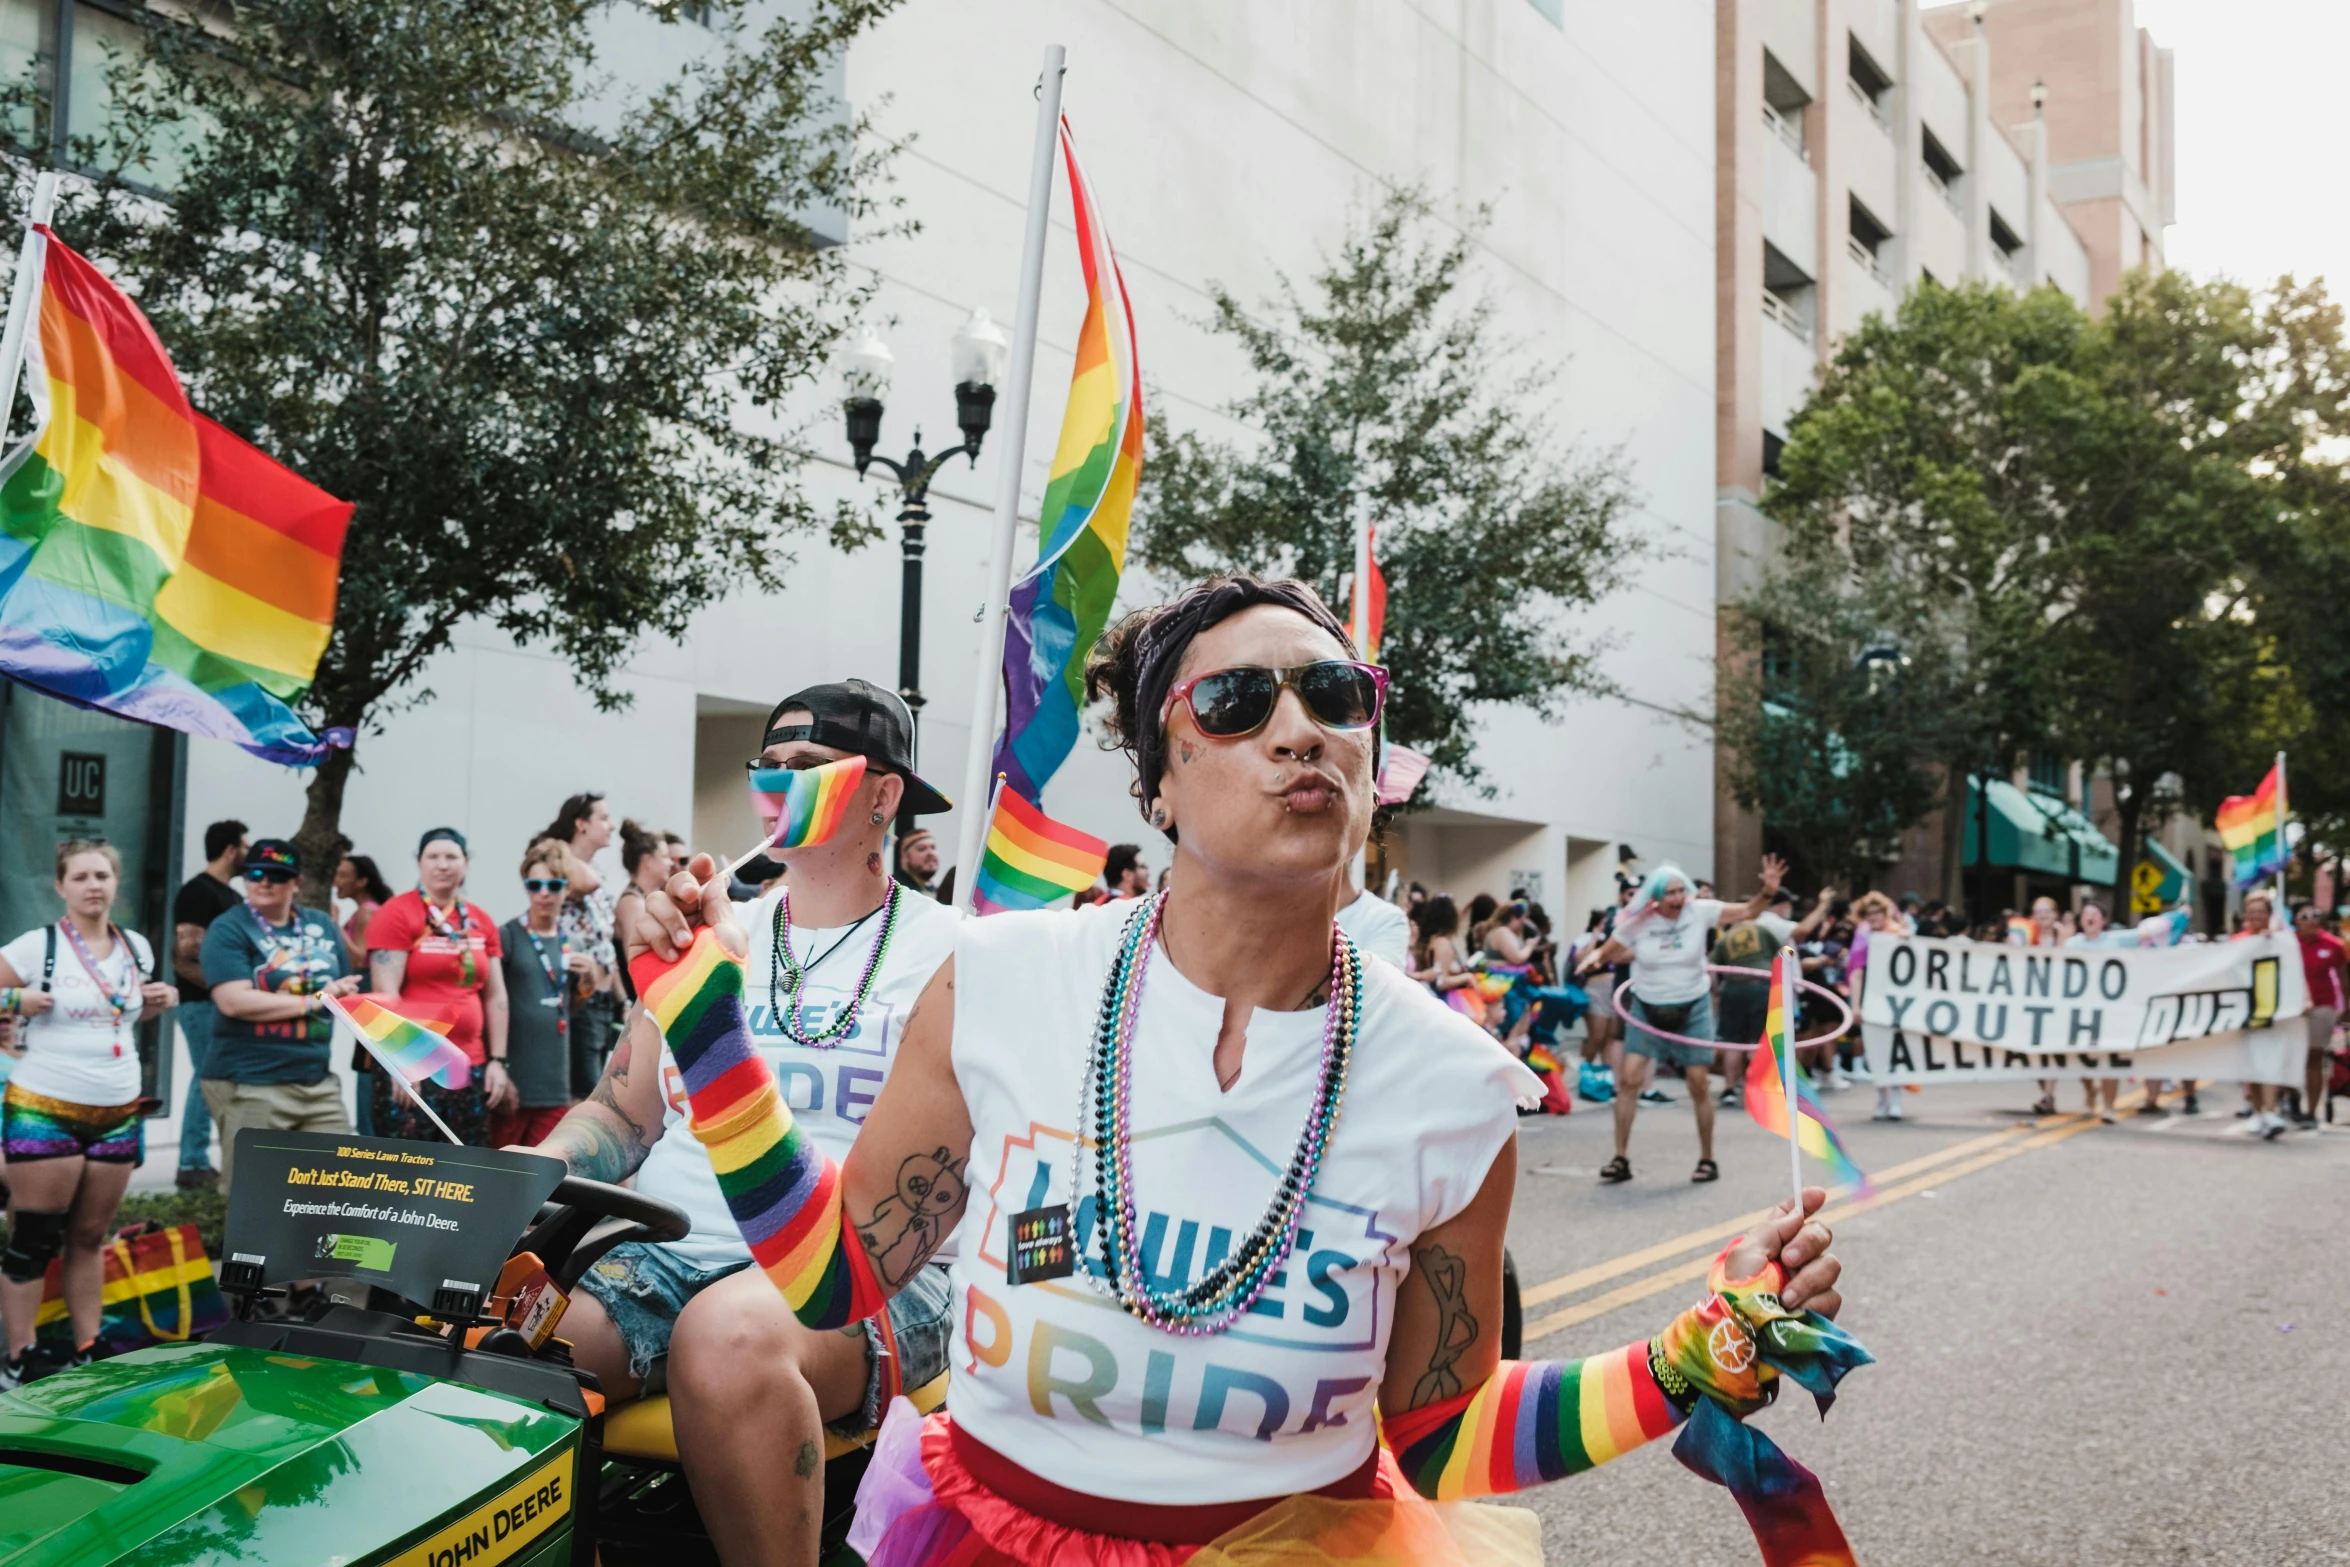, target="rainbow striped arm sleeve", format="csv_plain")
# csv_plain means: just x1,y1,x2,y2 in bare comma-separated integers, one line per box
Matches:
1382,1341,1687,1500
630,929,884,1330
